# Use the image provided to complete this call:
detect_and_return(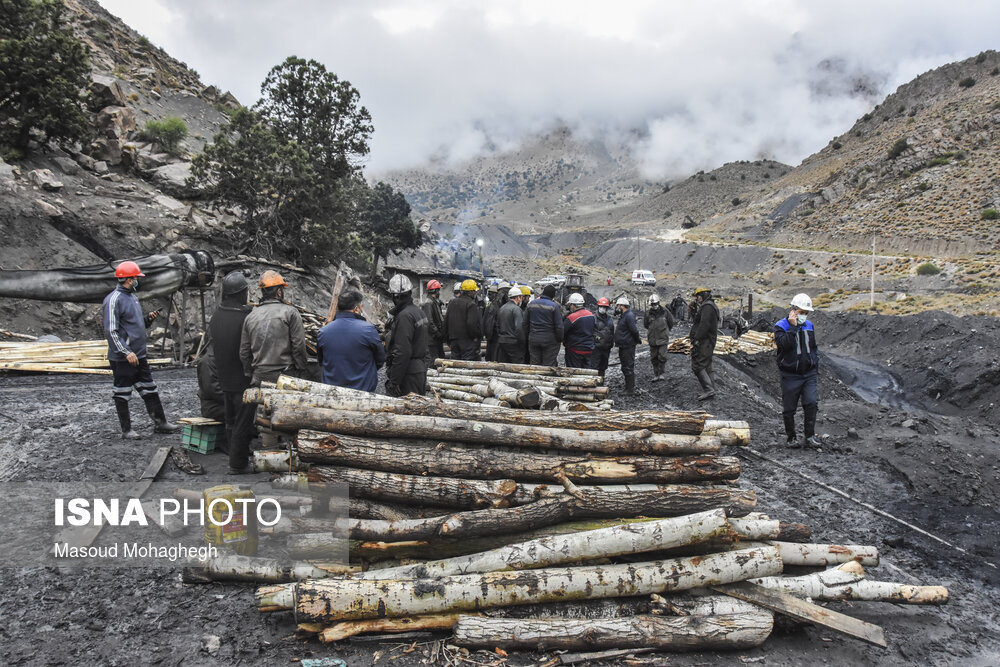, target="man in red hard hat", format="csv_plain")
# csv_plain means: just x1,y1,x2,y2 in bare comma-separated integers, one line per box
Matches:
102,260,178,439
421,279,445,364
